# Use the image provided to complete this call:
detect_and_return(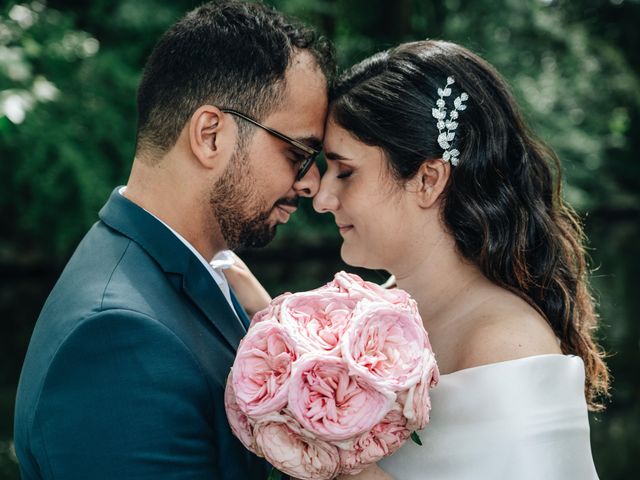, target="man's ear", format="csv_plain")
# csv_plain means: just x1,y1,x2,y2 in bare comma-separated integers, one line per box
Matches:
412,158,451,208
188,105,235,170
